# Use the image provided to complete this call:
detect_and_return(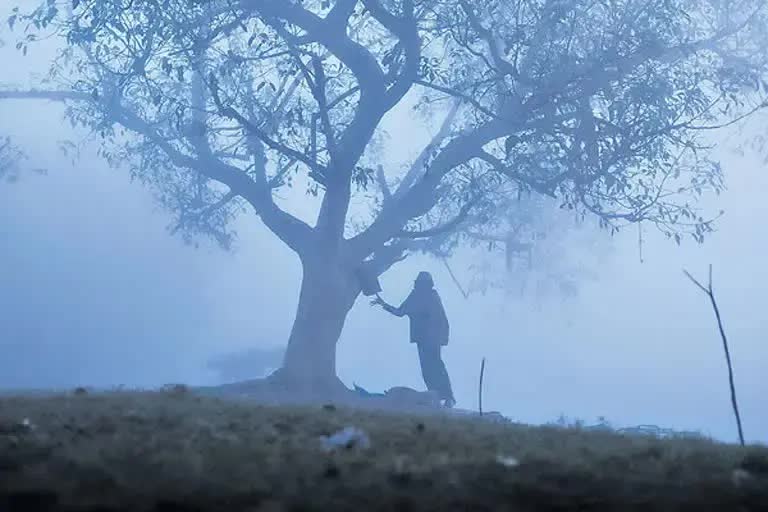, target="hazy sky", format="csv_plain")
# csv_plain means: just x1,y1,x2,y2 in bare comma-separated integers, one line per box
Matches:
1,6,765,444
